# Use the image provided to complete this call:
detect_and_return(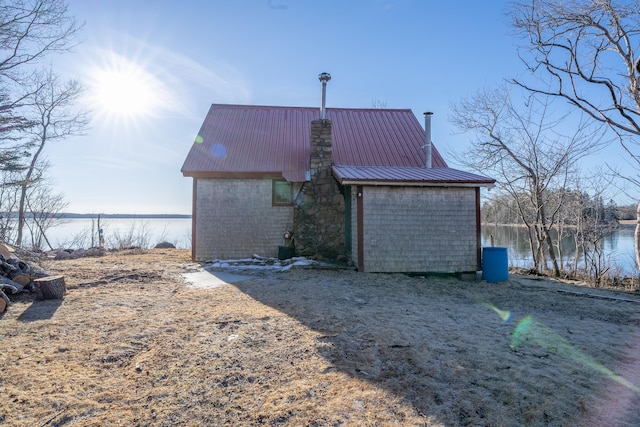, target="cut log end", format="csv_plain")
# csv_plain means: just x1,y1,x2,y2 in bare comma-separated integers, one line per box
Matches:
34,275,66,300
0,289,9,313
0,242,14,261
11,274,31,286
